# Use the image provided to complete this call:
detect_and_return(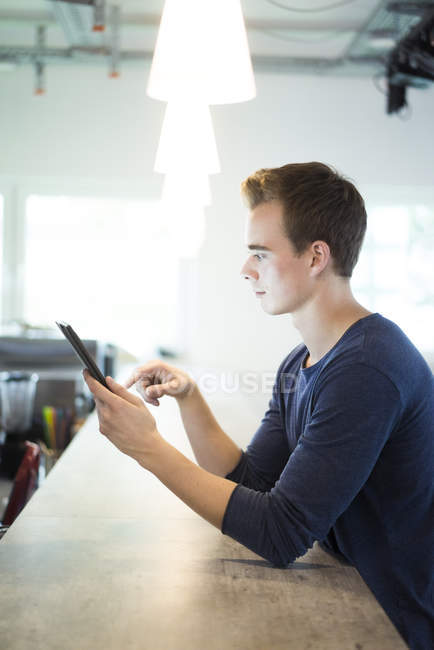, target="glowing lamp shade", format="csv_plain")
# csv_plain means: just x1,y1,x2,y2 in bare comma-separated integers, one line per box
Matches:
163,173,212,207
162,202,206,259
155,101,220,175
147,0,256,104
